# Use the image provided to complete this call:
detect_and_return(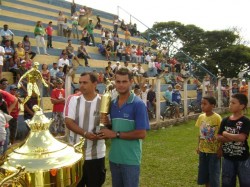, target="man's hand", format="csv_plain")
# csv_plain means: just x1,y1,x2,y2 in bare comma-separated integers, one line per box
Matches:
85,132,98,141
98,129,116,139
